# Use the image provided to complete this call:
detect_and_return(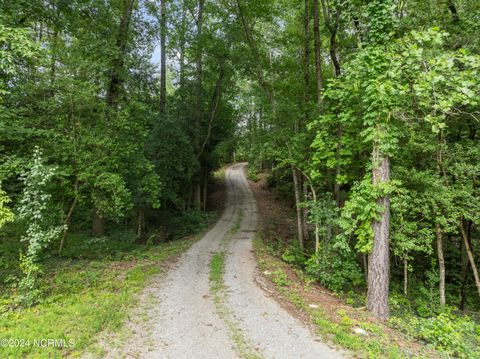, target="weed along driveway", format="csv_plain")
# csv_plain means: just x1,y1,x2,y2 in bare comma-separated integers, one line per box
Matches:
101,163,342,359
